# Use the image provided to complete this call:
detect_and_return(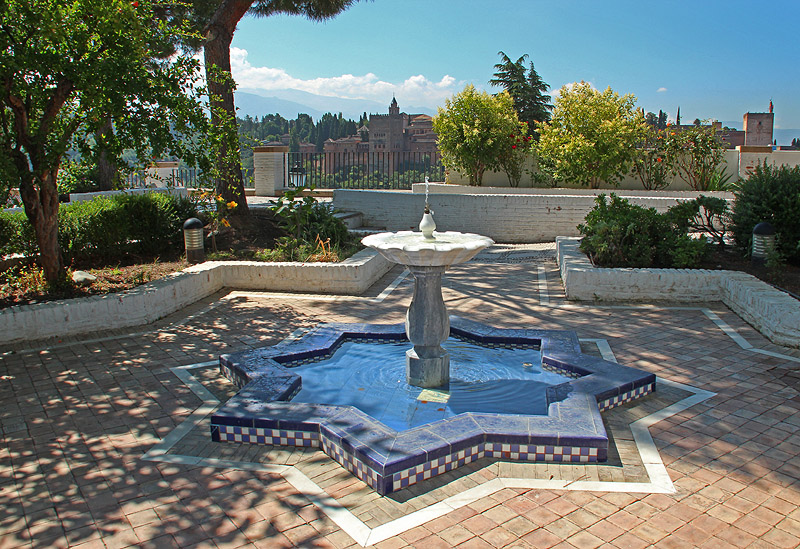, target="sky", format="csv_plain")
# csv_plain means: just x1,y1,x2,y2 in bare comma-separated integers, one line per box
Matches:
230,0,800,130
